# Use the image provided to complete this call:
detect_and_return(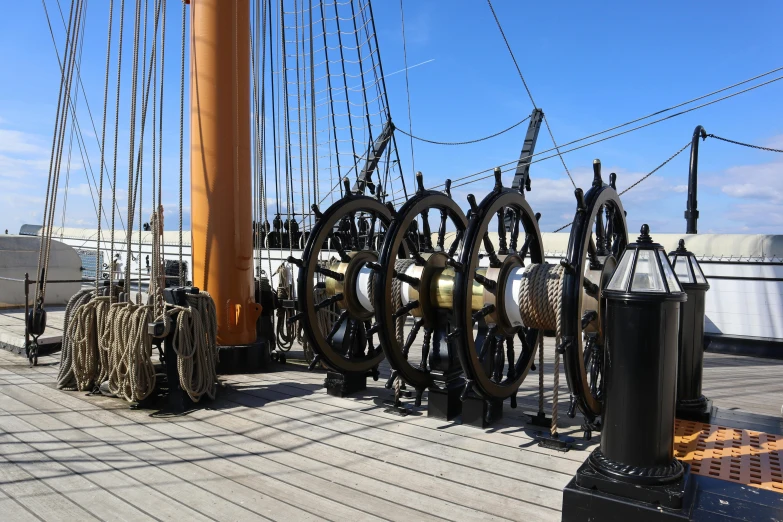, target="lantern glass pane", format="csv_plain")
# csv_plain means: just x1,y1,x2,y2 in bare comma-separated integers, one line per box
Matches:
631,249,666,292
670,255,694,283
691,255,708,284
659,250,682,292
606,250,636,292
